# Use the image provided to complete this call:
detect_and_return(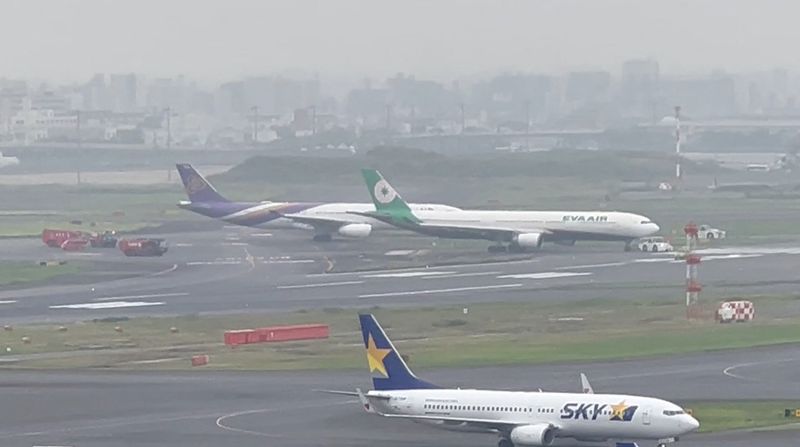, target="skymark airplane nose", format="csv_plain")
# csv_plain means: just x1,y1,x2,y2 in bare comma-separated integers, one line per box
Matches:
683,415,700,431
